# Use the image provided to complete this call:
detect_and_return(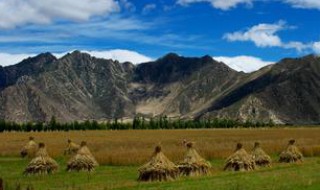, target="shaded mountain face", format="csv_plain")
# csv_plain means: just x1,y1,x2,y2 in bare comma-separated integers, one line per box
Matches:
134,53,219,84
200,55,320,124
0,51,319,124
